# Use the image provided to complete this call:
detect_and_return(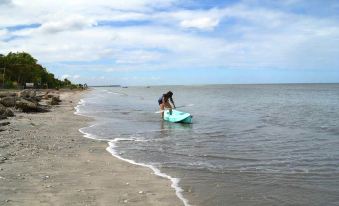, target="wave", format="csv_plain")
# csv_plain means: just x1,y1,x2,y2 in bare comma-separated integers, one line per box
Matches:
74,99,191,206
